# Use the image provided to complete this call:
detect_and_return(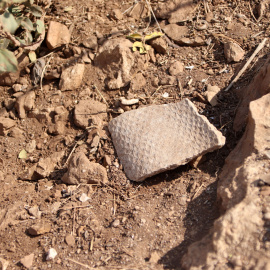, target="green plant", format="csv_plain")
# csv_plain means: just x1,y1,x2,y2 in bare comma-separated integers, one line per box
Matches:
0,0,45,73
